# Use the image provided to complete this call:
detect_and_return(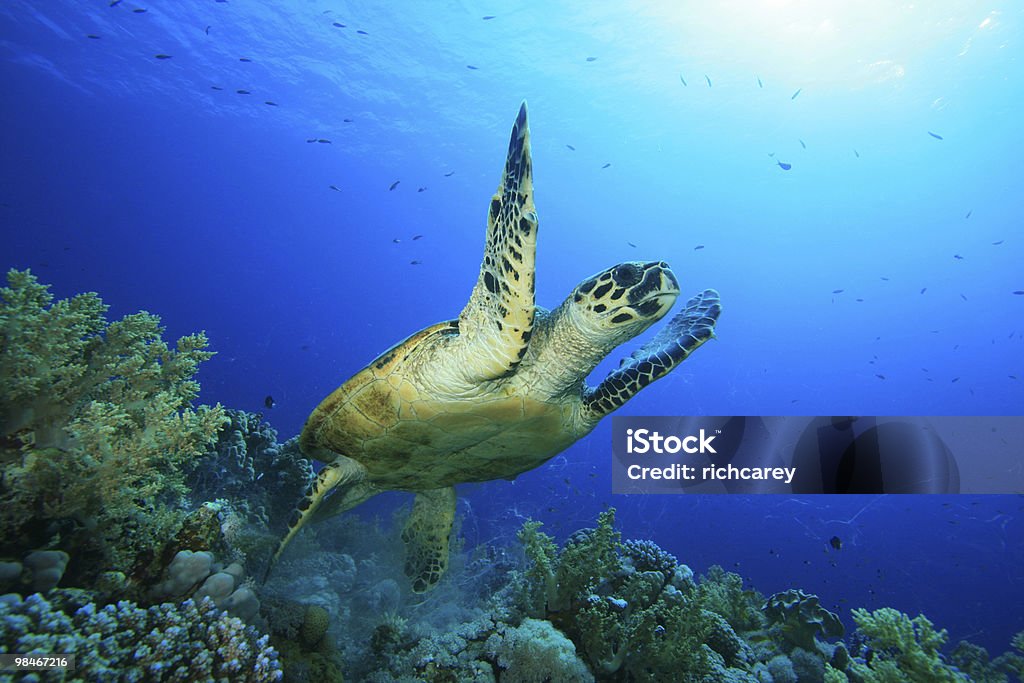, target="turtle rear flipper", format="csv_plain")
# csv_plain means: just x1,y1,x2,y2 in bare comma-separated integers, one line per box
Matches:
401,487,457,593
263,456,367,582
456,101,538,382
583,289,721,421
